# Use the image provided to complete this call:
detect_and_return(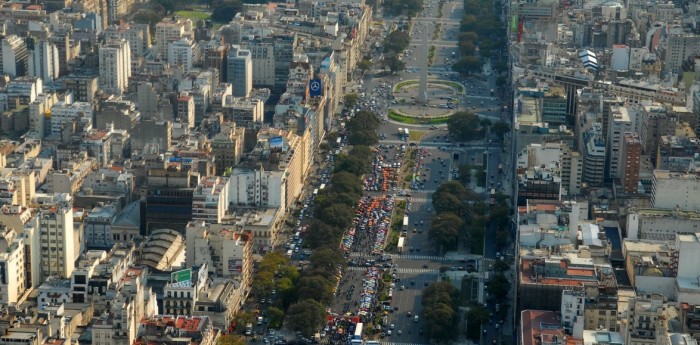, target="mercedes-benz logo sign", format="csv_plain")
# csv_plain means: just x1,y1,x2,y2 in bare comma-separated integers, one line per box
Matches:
310,81,320,91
